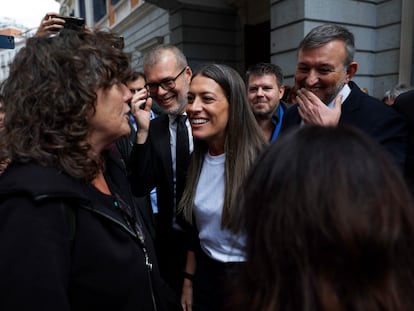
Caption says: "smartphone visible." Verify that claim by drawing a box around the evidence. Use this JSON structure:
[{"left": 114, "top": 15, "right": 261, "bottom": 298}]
[
  {"left": 0, "top": 34, "right": 15, "bottom": 49},
  {"left": 57, "top": 16, "right": 86, "bottom": 31}
]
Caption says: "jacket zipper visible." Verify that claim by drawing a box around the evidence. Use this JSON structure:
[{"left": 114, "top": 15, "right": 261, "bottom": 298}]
[{"left": 69, "top": 203, "right": 158, "bottom": 311}]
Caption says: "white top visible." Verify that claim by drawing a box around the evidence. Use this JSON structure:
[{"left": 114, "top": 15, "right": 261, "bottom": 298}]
[{"left": 193, "top": 152, "right": 246, "bottom": 263}]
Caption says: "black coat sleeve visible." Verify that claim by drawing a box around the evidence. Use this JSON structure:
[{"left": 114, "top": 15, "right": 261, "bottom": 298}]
[
  {"left": 127, "top": 140, "right": 158, "bottom": 197},
  {"left": 0, "top": 196, "right": 71, "bottom": 311}
]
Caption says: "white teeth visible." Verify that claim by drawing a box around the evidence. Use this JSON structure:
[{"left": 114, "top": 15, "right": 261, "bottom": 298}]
[{"left": 191, "top": 119, "right": 208, "bottom": 124}]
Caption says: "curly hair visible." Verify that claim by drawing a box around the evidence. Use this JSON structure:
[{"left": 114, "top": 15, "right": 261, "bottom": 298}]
[{"left": 1, "top": 29, "right": 131, "bottom": 181}]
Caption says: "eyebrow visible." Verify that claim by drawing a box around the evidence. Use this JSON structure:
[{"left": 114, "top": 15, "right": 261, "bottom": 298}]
[
  {"left": 188, "top": 91, "right": 217, "bottom": 97},
  {"left": 297, "top": 61, "right": 334, "bottom": 67}
]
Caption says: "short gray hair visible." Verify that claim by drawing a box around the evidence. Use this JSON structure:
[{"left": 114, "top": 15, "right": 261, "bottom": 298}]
[
  {"left": 143, "top": 44, "right": 187, "bottom": 68},
  {"left": 299, "top": 24, "right": 355, "bottom": 66}
]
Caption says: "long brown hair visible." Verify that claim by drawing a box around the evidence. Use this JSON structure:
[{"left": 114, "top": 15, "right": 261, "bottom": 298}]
[
  {"left": 233, "top": 125, "right": 414, "bottom": 310},
  {"left": 178, "top": 64, "right": 266, "bottom": 231}
]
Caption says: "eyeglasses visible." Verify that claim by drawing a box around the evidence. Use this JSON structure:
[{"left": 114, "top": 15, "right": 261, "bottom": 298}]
[
  {"left": 129, "top": 87, "right": 144, "bottom": 94},
  {"left": 145, "top": 67, "right": 187, "bottom": 95}
]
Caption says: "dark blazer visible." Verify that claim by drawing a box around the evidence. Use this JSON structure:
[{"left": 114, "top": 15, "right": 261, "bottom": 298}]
[
  {"left": 0, "top": 152, "right": 180, "bottom": 311},
  {"left": 128, "top": 114, "right": 189, "bottom": 295},
  {"left": 115, "top": 117, "right": 156, "bottom": 240},
  {"left": 393, "top": 90, "right": 414, "bottom": 191},
  {"left": 129, "top": 114, "right": 176, "bottom": 233},
  {"left": 282, "top": 81, "right": 408, "bottom": 169}
]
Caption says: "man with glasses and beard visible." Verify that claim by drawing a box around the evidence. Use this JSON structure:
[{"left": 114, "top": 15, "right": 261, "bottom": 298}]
[
  {"left": 282, "top": 23, "right": 407, "bottom": 170},
  {"left": 128, "top": 45, "right": 193, "bottom": 299}
]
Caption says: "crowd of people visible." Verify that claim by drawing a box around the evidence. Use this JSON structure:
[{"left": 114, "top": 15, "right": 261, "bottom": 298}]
[{"left": 0, "top": 13, "right": 413, "bottom": 311}]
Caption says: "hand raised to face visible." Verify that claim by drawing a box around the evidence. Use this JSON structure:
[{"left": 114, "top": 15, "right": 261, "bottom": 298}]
[
  {"left": 130, "top": 88, "right": 153, "bottom": 144},
  {"left": 296, "top": 88, "right": 342, "bottom": 127}
]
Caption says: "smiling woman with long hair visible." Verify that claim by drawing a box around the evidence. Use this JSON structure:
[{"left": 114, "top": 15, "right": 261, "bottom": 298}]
[{"left": 178, "top": 64, "right": 266, "bottom": 311}]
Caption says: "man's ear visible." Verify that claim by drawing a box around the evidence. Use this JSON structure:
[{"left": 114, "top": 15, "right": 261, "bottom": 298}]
[
  {"left": 185, "top": 66, "right": 192, "bottom": 83},
  {"left": 345, "top": 62, "right": 358, "bottom": 82},
  {"left": 279, "top": 85, "right": 285, "bottom": 99}
]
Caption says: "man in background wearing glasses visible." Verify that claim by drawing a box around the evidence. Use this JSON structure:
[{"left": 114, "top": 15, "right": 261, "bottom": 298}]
[{"left": 128, "top": 44, "right": 193, "bottom": 299}]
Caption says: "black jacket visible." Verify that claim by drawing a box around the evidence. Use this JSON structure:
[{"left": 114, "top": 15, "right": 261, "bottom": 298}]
[
  {"left": 282, "top": 81, "right": 407, "bottom": 170},
  {"left": 393, "top": 90, "right": 414, "bottom": 192},
  {"left": 129, "top": 114, "right": 181, "bottom": 234},
  {"left": 128, "top": 114, "right": 192, "bottom": 295},
  {"left": 0, "top": 153, "right": 179, "bottom": 311}
]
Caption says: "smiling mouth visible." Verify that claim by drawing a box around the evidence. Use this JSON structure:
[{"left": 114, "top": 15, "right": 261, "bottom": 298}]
[
  {"left": 159, "top": 94, "right": 175, "bottom": 104},
  {"left": 191, "top": 119, "right": 208, "bottom": 124}
]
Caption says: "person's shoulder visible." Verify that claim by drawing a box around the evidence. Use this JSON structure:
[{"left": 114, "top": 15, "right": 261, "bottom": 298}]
[
  {"left": 283, "top": 103, "right": 300, "bottom": 118},
  {"left": 0, "top": 162, "right": 86, "bottom": 202},
  {"left": 150, "top": 113, "right": 169, "bottom": 127},
  {"left": 280, "top": 100, "right": 288, "bottom": 111},
  {"left": 280, "top": 104, "right": 300, "bottom": 131},
  {"left": 147, "top": 113, "right": 169, "bottom": 136},
  {"left": 394, "top": 90, "right": 414, "bottom": 110},
  {"left": 359, "top": 95, "right": 402, "bottom": 120},
  {"left": 348, "top": 82, "right": 394, "bottom": 110},
  {"left": 393, "top": 90, "right": 414, "bottom": 123}
]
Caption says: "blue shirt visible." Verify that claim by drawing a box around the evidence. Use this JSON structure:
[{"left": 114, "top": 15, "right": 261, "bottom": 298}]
[{"left": 270, "top": 102, "right": 285, "bottom": 142}]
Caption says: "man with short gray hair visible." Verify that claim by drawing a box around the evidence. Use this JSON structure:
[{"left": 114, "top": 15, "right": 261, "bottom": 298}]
[
  {"left": 282, "top": 23, "right": 407, "bottom": 170},
  {"left": 128, "top": 44, "right": 193, "bottom": 298}
]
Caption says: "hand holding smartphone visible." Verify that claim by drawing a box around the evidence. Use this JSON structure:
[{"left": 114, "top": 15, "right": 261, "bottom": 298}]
[
  {"left": 57, "top": 16, "right": 86, "bottom": 31},
  {"left": 35, "top": 14, "right": 86, "bottom": 37}
]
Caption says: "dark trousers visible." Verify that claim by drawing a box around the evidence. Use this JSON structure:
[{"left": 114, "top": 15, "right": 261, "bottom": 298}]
[
  {"left": 193, "top": 250, "right": 241, "bottom": 311},
  {"left": 155, "top": 229, "right": 188, "bottom": 297}
]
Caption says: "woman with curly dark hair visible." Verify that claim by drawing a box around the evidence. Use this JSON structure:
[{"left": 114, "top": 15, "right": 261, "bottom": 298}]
[
  {"left": 232, "top": 125, "right": 414, "bottom": 311},
  {"left": 0, "top": 28, "right": 179, "bottom": 311}
]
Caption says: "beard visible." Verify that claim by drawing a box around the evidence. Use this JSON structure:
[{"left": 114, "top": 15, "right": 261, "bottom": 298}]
[
  {"left": 251, "top": 101, "right": 279, "bottom": 120},
  {"left": 253, "top": 108, "right": 275, "bottom": 120},
  {"left": 321, "top": 80, "right": 346, "bottom": 104},
  {"left": 158, "top": 92, "right": 188, "bottom": 116}
]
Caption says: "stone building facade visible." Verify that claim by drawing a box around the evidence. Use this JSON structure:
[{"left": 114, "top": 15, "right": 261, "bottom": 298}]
[{"left": 56, "top": 0, "right": 414, "bottom": 99}]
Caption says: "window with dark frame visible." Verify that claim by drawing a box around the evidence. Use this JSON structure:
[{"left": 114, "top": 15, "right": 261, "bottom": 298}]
[{"left": 93, "top": 0, "right": 107, "bottom": 23}]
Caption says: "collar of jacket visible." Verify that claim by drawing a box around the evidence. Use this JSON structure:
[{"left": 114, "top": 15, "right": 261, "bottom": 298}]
[{"left": 0, "top": 155, "right": 138, "bottom": 239}]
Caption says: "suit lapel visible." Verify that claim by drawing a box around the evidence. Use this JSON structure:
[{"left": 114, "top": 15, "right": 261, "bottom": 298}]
[{"left": 152, "top": 115, "right": 174, "bottom": 191}]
